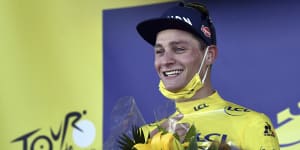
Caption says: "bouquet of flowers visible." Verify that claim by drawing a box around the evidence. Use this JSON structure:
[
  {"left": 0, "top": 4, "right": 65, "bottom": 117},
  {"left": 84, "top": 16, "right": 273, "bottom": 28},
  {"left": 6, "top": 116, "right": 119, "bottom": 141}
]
[
  {"left": 105, "top": 96, "right": 236, "bottom": 150},
  {"left": 118, "top": 124, "right": 234, "bottom": 150},
  {"left": 118, "top": 125, "right": 198, "bottom": 150}
]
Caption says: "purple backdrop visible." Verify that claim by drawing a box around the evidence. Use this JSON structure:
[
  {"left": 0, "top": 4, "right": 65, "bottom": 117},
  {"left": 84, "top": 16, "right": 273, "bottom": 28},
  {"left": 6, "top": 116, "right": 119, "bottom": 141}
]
[{"left": 103, "top": 1, "right": 300, "bottom": 148}]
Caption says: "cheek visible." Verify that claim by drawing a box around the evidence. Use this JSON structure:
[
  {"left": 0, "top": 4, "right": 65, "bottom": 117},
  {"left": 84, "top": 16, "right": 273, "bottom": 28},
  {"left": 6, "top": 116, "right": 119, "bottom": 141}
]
[
  {"left": 154, "top": 60, "right": 160, "bottom": 72},
  {"left": 185, "top": 56, "right": 201, "bottom": 72},
  {"left": 193, "top": 58, "right": 201, "bottom": 68}
]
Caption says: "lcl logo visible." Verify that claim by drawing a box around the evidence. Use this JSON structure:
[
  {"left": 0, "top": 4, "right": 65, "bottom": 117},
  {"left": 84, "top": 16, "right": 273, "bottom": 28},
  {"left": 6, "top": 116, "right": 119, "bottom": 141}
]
[{"left": 224, "top": 106, "right": 251, "bottom": 116}]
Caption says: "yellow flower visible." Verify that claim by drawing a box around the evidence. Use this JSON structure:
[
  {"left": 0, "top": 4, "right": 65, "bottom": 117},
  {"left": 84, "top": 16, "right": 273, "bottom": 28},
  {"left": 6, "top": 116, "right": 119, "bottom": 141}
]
[
  {"left": 133, "top": 131, "right": 184, "bottom": 150},
  {"left": 119, "top": 125, "right": 198, "bottom": 150},
  {"left": 133, "top": 143, "right": 152, "bottom": 149}
]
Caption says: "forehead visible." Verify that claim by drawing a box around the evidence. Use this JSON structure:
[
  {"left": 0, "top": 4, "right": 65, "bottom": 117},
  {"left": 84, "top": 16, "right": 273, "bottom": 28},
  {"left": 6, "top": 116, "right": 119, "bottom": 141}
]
[{"left": 155, "top": 29, "right": 199, "bottom": 46}]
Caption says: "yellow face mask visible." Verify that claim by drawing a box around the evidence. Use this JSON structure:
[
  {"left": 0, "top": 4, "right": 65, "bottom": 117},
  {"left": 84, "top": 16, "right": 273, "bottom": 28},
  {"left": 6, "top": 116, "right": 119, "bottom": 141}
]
[{"left": 158, "top": 46, "right": 209, "bottom": 101}]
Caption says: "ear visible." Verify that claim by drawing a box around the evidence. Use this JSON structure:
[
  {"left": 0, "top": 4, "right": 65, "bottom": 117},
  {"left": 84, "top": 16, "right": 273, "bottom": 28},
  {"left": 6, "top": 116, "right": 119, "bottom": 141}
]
[{"left": 206, "top": 45, "right": 218, "bottom": 65}]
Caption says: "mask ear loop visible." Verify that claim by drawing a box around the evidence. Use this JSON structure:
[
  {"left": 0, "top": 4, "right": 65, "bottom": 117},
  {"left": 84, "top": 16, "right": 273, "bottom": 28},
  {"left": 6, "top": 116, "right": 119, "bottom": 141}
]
[{"left": 198, "top": 46, "right": 210, "bottom": 83}]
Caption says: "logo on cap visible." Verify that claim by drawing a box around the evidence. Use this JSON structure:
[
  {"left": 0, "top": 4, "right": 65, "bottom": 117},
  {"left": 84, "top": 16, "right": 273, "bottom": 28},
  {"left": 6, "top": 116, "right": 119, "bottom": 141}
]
[
  {"left": 167, "top": 15, "right": 193, "bottom": 26},
  {"left": 201, "top": 25, "right": 211, "bottom": 38}
]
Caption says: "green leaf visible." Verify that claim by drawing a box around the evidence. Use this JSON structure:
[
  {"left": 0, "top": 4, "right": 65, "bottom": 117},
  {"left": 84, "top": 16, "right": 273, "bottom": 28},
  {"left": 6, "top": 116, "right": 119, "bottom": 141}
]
[
  {"left": 132, "top": 125, "right": 146, "bottom": 144},
  {"left": 184, "top": 124, "right": 196, "bottom": 142},
  {"left": 207, "top": 141, "right": 220, "bottom": 150},
  {"left": 186, "top": 136, "right": 198, "bottom": 150},
  {"left": 118, "top": 133, "right": 135, "bottom": 150},
  {"left": 118, "top": 125, "right": 148, "bottom": 150},
  {"left": 173, "top": 132, "right": 181, "bottom": 141}
]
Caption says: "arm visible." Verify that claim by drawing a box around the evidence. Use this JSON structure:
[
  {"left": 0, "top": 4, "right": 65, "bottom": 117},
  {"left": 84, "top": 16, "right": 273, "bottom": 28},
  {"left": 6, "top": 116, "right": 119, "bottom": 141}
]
[{"left": 243, "top": 113, "right": 280, "bottom": 150}]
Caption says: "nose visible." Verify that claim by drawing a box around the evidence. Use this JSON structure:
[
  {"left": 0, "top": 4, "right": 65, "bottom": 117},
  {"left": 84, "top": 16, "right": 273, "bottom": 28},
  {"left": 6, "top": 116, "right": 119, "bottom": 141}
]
[{"left": 160, "top": 51, "right": 175, "bottom": 66}]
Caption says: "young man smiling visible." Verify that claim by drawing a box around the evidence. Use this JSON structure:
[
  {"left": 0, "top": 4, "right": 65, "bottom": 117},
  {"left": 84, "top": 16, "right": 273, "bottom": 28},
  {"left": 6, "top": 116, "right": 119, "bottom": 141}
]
[
  {"left": 154, "top": 29, "right": 215, "bottom": 102},
  {"left": 134, "top": 2, "right": 280, "bottom": 149}
]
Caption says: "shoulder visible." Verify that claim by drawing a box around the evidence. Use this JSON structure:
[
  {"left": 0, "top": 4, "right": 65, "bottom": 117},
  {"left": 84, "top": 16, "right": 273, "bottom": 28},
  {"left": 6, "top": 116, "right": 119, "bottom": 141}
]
[
  {"left": 222, "top": 100, "right": 280, "bottom": 149},
  {"left": 222, "top": 99, "right": 266, "bottom": 119},
  {"left": 221, "top": 99, "right": 274, "bottom": 127},
  {"left": 212, "top": 92, "right": 265, "bottom": 118},
  {"left": 224, "top": 100, "right": 260, "bottom": 116},
  {"left": 221, "top": 98, "right": 275, "bottom": 133}
]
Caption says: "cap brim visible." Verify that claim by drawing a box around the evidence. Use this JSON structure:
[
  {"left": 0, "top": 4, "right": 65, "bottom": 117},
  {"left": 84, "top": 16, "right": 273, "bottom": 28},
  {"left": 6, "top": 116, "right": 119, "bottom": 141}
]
[{"left": 136, "top": 18, "right": 199, "bottom": 46}]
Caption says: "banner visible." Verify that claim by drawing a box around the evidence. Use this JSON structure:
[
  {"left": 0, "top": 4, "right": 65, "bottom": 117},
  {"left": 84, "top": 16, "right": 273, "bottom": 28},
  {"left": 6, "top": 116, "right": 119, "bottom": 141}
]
[
  {"left": 0, "top": 0, "right": 103, "bottom": 149},
  {"left": 103, "top": 1, "right": 300, "bottom": 150}
]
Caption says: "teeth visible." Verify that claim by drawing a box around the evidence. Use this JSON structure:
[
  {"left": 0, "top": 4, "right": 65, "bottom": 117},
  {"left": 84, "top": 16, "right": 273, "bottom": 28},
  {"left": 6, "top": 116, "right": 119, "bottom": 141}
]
[{"left": 163, "top": 69, "right": 183, "bottom": 77}]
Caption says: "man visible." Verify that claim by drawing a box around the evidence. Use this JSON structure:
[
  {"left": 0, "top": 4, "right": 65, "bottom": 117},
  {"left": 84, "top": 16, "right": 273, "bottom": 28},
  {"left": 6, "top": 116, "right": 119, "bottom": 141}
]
[{"left": 123, "top": 2, "right": 280, "bottom": 149}]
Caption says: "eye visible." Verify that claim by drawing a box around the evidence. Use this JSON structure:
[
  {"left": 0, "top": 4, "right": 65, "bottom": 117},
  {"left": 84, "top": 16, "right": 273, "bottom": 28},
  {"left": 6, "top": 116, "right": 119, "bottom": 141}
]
[
  {"left": 174, "top": 47, "right": 186, "bottom": 53},
  {"left": 155, "top": 49, "right": 164, "bottom": 55}
]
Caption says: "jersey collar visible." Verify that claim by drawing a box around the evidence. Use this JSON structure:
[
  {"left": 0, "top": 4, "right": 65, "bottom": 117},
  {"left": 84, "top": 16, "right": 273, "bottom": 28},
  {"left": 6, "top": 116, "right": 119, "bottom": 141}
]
[{"left": 175, "top": 91, "right": 225, "bottom": 114}]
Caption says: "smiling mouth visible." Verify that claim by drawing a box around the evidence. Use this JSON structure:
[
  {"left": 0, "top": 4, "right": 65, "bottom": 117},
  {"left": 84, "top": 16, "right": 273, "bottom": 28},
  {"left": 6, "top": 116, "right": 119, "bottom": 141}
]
[{"left": 163, "top": 69, "right": 183, "bottom": 77}]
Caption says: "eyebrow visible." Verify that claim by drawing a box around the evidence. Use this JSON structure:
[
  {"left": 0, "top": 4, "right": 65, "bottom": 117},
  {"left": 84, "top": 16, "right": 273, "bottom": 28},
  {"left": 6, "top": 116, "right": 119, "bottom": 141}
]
[
  {"left": 154, "top": 44, "right": 163, "bottom": 49},
  {"left": 154, "top": 40, "right": 189, "bottom": 48},
  {"left": 169, "top": 40, "right": 189, "bottom": 46}
]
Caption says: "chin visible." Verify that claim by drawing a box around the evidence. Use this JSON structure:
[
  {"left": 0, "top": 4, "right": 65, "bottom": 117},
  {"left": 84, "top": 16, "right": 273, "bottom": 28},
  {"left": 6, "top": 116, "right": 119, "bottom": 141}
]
[
  {"left": 162, "top": 79, "right": 185, "bottom": 92},
  {"left": 165, "top": 85, "right": 182, "bottom": 93}
]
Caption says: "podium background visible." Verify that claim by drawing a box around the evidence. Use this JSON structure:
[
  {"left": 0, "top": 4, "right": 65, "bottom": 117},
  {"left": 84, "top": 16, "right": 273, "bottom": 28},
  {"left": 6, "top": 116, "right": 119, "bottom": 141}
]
[
  {"left": 104, "top": 1, "right": 300, "bottom": 150},
  {"left": 1, "top": 0, "right": 299, "bottom": 149}
]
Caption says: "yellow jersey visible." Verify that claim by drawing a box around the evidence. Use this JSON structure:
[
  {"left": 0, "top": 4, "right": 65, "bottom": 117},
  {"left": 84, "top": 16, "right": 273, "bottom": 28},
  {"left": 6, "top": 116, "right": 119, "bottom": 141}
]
[{"left": 141, "top": 92, "right": 280, "bottom": 150}]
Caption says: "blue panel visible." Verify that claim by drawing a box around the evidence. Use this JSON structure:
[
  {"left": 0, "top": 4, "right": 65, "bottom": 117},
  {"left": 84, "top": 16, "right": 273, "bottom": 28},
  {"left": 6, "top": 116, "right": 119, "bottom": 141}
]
[{"left": 103, "top": 1, "right": 300, "bottom": 146}]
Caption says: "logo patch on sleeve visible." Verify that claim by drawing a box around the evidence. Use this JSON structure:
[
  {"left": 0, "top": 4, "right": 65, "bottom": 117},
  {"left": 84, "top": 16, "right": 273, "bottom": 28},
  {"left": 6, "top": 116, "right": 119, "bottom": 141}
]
[{"left": 264, "top": 122, "right": 276, "bottom": 137}]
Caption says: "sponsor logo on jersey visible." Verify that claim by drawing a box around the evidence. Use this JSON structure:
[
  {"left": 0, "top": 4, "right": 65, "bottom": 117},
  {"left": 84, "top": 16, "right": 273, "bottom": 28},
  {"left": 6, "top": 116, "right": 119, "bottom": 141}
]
[
  {"left": 196, "top": 132, "right": 228, "bottom": 143},
  {"left": 264, "top": 122, "right": 275, "bottom": 137},
  {"left": 224, "top": 106, "right": 251, "bottom": 116},
  {"left": 193, "top": 103, "right": 209, "bottom": 111}
]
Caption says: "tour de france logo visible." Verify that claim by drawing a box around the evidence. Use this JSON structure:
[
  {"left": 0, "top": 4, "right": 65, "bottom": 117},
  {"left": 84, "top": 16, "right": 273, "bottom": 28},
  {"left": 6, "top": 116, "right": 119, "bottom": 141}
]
[
  {"left": 11, "top": 110, "right": 97, "bottom": 150},
  {"left": 276, "top": 101, "right": 300, "bottom": 149}
]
